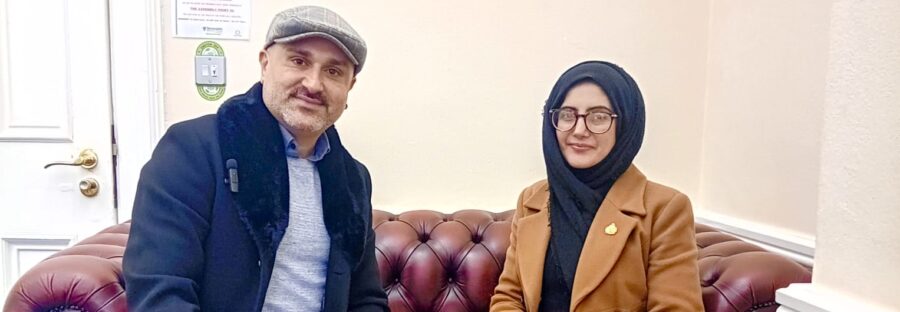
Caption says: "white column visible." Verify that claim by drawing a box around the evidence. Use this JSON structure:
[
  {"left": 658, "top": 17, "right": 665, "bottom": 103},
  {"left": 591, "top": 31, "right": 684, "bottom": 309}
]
[{"left": 777, "top": 1, "right": 900, "bottom": 311}]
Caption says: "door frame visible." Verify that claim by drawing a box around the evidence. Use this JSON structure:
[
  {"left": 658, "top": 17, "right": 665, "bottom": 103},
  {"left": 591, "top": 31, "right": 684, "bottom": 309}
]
[{"left": 108, "top": 0, "right": 166, "bottom": 221}]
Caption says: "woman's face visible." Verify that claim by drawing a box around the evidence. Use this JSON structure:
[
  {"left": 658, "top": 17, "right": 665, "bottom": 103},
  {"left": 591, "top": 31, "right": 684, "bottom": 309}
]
[{"left": 556, "top": 82, "right": 617, "bottom": 169}]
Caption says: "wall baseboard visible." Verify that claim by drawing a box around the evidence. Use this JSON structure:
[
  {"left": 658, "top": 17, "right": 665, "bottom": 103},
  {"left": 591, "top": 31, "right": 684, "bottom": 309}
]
[
  {"left": 694, "top": 210, "right": 815, "bottom": 267},
  {"left": 777, "top": 283, "right": 896, "bottom": 311}
]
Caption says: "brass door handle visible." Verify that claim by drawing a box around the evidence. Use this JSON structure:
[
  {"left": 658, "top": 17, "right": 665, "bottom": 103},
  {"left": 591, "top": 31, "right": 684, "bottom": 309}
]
[
  {"left": 44, "top": 149, "right": 98, "bottom": 169},
  {"left": 78, "top": 178, "right": 100, "bottom": 197}
]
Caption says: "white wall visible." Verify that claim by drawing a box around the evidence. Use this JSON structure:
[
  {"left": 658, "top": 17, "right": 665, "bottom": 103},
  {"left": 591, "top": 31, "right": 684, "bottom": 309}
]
[
  {"left": 697, "top": 0, "right": 832, "bottom": 239},
  {"left": 777, "top": 2, "right": 900, "bottom": 310},
  {"left": 812, "top": 0, "right": 900, "bottom": 307},
  {"left": 161, "top": 0, "right": 710, "bottom": 213}
]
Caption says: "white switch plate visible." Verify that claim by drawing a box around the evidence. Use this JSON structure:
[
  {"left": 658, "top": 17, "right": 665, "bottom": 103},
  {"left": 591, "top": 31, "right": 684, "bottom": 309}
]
[{"left": 195, "top": 55, "right": 226, "bottom": 85}]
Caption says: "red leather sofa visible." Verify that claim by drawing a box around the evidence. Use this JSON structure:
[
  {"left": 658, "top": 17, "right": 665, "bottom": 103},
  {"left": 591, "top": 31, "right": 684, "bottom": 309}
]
[{"left": 4, "top": 210, "right": 811, "bottom": 312}]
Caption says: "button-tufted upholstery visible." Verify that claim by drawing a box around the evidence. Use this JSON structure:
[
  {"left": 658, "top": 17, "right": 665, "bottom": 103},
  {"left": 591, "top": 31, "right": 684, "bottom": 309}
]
[
  {"left": 5, "top": 210, "right": 811, "bottom": 312},
  {"left": 694, "top": 224, "right": 811, "bottom": 311},
  {"left": 3, "top": 222, "right": 130, "bottom": 312},
  {"left": 373, "top": 210, "right": 515, "bottom": 312}
]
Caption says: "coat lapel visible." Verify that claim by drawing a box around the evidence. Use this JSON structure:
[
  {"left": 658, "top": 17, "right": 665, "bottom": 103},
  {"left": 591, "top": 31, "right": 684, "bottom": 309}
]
[
  {"left": 517, "top": 184, "right": 551, "bottom": 312},
  {"left": 216, "top": 83, "right": 289, "bottom": 259},
  {"left": 568, "top": 204, "right": 637, "bottom": 309},
  {"left": 570, "top": 165, "right": 647, "bottom": 310}
]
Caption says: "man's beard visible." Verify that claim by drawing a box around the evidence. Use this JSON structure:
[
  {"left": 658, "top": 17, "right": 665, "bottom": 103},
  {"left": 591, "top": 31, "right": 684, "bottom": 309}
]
[
  {"left": 279, "top": 105, "right": 329, "bottom": 133},
  {"left": 264, "top": 84, "right": 331, "bottom": 133}
]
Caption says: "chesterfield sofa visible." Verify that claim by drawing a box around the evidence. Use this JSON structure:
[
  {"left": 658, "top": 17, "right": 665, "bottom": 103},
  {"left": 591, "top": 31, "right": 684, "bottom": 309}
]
[{"left": 4, "top": 210, "right": 811, "bottom": 312}]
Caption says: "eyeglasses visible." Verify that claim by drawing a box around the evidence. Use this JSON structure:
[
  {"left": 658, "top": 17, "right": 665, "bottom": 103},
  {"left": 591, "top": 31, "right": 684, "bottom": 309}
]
[{"left": 548, "top": 107, "right": 618, "bottom": 134}]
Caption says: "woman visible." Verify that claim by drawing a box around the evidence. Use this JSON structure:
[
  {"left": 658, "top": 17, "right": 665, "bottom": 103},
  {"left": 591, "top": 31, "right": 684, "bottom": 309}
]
[{"left": 491, "top": 61, "right": 703, "bottom": 311}]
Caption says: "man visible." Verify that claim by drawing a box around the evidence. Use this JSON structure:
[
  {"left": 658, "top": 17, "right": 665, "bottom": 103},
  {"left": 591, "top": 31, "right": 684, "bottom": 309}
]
[{"left": 123, "top": 6, "right": 388, "bottom": 311}]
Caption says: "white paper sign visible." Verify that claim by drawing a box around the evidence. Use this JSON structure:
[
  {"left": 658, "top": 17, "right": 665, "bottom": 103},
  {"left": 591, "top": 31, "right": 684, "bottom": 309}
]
[{"left": 173, "top": 0, "right": 250, "bottom": 40}]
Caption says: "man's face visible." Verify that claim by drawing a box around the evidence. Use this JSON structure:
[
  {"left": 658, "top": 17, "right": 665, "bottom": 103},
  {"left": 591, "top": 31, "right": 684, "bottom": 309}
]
[{"left": 259, "top": 37, "right": 356, "bottom": 137}]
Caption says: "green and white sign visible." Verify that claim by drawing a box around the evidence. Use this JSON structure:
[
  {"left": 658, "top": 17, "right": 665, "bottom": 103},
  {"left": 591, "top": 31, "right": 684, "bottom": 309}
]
[{"left": 196, "top": 41, "right": 225, "bottom": 101}]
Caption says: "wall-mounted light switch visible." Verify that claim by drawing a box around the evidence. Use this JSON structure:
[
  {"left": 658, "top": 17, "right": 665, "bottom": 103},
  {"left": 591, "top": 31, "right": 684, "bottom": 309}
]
[{"left": 195, "top": 55, "right": 226, "bottom": 85}]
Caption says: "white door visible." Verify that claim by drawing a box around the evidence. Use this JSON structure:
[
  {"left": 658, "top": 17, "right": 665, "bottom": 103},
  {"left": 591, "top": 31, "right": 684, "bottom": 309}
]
[{"left": 0, "top": 0, "right": 116, "bottom": 302}]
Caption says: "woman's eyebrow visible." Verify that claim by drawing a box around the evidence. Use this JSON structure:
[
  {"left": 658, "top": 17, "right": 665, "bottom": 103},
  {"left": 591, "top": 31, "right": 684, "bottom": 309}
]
[
  {"left": 587, "top": 106, "right": 614, "bottom": 112},
  {"left": 558, "top": 105, "right": 613, "bottom": 113}
]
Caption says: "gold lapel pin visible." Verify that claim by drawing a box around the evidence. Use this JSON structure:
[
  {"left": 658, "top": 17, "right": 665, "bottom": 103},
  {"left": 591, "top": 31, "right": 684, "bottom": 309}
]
[{"left": 604, "top": 223, "right": 618, "bottom": 235}]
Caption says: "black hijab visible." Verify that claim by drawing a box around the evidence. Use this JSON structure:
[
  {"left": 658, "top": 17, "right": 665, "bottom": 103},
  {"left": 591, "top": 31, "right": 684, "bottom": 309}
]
[{"left": 541, "top": 61, "right": 646, "bottom": 305}]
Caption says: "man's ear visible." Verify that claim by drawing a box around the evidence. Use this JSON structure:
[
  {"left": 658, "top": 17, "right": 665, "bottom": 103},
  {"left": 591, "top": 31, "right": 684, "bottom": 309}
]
[
  {"left": 349, "top": 76, "right": 357, "bottom": 91},
  {"left": 258, "top": 49, "right": 269, "bottom": 82}
]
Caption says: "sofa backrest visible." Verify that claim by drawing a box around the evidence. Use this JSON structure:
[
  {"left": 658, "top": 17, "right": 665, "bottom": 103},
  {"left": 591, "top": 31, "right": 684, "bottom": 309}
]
[
  {"left": 372, "top": 210, "right": 812, "bottom": 312},
  {"left": 4, "top": 210, "right": 812, "bottom": 312},
  {"left": 373, "top": 210, "right": 514, "bottom": 312}
]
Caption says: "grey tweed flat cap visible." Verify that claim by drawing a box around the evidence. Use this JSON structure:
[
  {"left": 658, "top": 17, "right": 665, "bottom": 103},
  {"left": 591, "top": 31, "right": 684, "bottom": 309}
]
[{"left": 264, "top": 6, "right": 367, "bottom": 74}]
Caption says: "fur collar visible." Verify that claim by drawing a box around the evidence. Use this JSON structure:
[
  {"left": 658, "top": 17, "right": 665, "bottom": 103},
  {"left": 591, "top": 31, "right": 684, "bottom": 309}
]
[{"left": 217, "top": 83, "right": 289, "bottom": 262}]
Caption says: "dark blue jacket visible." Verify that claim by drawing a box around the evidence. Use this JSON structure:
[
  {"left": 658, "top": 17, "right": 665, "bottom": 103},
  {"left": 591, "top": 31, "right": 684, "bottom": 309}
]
[{"left": 123, "top": 83, "right": 388, "bottom": 311}]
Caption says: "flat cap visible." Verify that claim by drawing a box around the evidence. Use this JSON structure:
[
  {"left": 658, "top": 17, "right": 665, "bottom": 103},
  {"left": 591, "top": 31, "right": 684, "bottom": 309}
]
[{"left": 264, "top": 6, "right": 367, "bottom": 74}]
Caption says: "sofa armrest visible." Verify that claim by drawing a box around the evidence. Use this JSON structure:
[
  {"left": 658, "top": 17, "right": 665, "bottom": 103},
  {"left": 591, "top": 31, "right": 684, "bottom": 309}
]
[
  {"left": 695, "top": 224, "right": 812, "bottom": 311},
  {"left": 4, "top": 256, "right": 126, "bottom": 312},
  {"left": 3, "top": 223, "right": 130, "bottom": 312}
]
